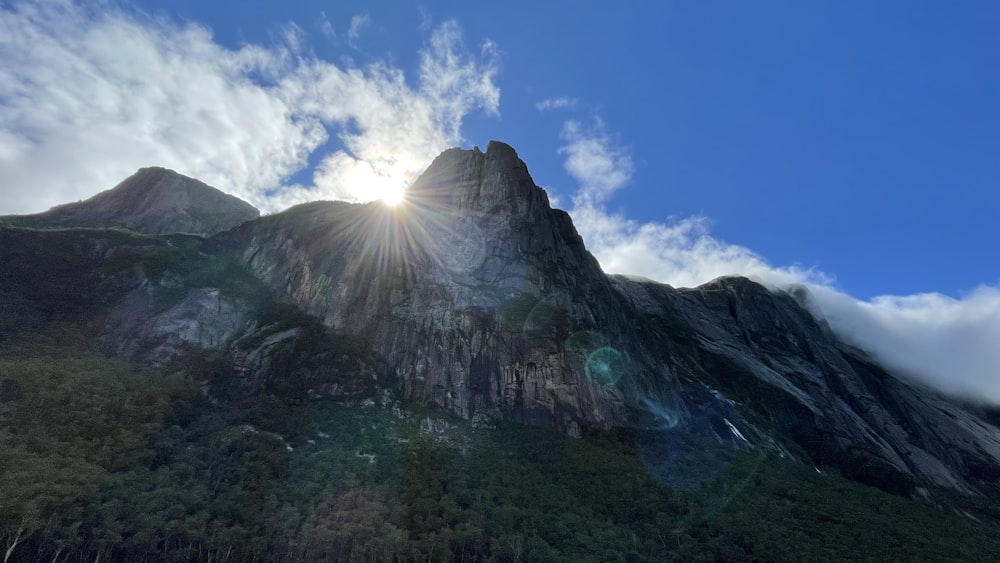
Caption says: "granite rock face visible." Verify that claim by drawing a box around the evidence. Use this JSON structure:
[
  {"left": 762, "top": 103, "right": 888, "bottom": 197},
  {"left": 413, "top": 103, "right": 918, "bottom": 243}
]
[
  {"left": 90, "top": 261, "right": 371, "bottom": 400},
  {"left": 217, "top": 141, "right": 1000, "bottom": 494},
  {"left": 224, "top": 142, "right": 635, "bottom": 433},
  {"left": 610, "top": 275, "right": 1000, "bottom": 493},
  {"left": 4, "top": 167, "right": 259, "bottom": 235},
  {"left": 98, "top": 282, "right": 256, "bottom": 367}
]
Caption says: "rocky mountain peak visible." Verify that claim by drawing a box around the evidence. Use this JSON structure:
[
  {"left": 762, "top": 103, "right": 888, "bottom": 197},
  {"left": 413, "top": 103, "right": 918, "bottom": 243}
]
[
  {"left": 399, "top": 139, "right": 600, "bottom": 294},
  {"left": 4, "top": 166, "right": 259, "bottom": 235},
  {"left": 407, "top": 140, "right": 551, "bottom": 217}
]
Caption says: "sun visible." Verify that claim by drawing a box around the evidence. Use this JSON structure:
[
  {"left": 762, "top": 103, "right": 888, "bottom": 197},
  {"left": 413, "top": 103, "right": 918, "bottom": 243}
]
[
  {"left": 353, "top": 157, "right": 415, "bottom": 207},
  {"left": 381, "top": 185, "right": 406, "bottom": 206}
]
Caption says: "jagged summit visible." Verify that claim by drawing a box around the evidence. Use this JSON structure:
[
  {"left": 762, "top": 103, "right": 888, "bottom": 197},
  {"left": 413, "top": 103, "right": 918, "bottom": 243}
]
[
  {"left": 4, "top": 166, "right": 259, "bottom": 235},
  {"left": 407, "top": 140, "right": 553, "bottom": 214}
]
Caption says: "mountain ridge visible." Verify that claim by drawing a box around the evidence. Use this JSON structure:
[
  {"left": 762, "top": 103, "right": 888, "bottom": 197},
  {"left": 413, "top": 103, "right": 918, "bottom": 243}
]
[
  {"left": 2, "top": 166, "right": 260, "bottom": 235},
  {"left": 3, "top": 141, "right": 1000, "bottom": 499}
]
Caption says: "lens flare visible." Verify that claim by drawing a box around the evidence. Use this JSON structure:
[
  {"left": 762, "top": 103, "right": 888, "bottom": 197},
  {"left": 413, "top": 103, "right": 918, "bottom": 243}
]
[
  {"left": 565, "top": 330, "right": 606, "bottom": 356},
  {"left": 633, "top": 387, "right": 753, "bottom": 490},
  {"left": 585, "top": 347, "right": 623, "bottom": 386}
]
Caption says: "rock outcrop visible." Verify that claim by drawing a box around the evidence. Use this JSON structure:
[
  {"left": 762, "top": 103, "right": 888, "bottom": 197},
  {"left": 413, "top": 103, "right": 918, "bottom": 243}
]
[{"left": 98, "top": 283, "right": 256, "bottom": 367}]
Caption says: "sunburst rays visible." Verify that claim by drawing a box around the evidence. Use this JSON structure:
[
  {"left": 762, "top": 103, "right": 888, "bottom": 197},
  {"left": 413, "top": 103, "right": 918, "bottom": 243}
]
[{"left": 309, "top": 178, "right": 486, "bottom": 297}]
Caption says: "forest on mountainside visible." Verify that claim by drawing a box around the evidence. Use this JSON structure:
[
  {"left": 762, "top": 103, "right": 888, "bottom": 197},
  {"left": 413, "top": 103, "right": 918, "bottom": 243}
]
[{"left": 4, "top": 344, "right": 1000, "bottom": 562}]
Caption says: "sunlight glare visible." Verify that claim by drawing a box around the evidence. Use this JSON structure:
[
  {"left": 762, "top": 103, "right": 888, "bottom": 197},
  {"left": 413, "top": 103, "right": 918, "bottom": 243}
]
[
  {"left": 381, "top": 184, "right": 405, "bottom": 206},
  {"left": 350, "top": 156, "right": 417, "bottom": 207}
]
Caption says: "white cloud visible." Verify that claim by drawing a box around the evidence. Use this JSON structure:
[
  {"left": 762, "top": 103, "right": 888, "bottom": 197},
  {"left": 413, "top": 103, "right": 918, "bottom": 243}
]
[
  {"left": 0, "top": 0, "right": 499, "bottom": 214},
  {"left": 560, "top": 120, "right": 1000, "bottom": 405},
  {"left": 803, "top": 285, "right": 1000, "bottom": 403},
  {"left": 319, "top": 11, "right": 335, "bottom": 38},
  {"left": 347, "top": 13, "right": 370, "bottom": 47},
  {"left": 536, "top": 96, "right": 578, "bottom": 112},
  {"left": 569, "top": 206, "right": 828, "bottom": 289},
  {"left": 559, "top": 119, "right": 633, "bottom": 206}
]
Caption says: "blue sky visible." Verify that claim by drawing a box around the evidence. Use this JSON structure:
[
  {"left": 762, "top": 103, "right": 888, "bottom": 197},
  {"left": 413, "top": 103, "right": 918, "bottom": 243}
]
[
  {"left": 132, "top": 0, "right": 1000, "bottom": 301},
  {"left": 1, "top": 1, "right": 998, "bottom": 401}
]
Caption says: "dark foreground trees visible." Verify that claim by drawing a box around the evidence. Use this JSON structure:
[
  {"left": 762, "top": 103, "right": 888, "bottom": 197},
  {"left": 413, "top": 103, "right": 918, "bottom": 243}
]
[{"left": 3, "top": 358, "right": 1000, "bottom": 562}]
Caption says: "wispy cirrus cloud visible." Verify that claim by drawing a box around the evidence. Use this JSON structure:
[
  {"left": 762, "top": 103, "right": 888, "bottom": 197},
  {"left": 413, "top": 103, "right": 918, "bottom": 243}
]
[
  {"left": 536, "top": 96, "right": 578, "bottom": 112},
  {"left": 319, "top": 11, "right": 335, "bottom": 38},
  {"left": 0, "top": 0, "right": 499, "bottom": 214},
  {"left": 559, "top": 118, "right": 1000, "bottom": 404},
  {"left": 347, "top": 13, "right": 370, "bottom": 47}
]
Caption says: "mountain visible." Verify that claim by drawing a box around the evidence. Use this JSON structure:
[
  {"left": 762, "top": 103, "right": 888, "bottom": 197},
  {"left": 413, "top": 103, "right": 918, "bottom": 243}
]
[
  {"left": 212, "top": 141, "right": 999, "bottom": 494},
  {"left": 2, "top": 142, "right": 1000, "bottom": 561},
  {"left": 2, "top": 166, "right": 259, "bottom": 235}
]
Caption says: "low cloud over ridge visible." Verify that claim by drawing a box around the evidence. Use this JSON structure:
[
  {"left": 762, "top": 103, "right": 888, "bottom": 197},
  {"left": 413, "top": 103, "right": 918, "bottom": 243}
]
[
  {"left": 559, "top": 119, "right": 1000, "bottom": 405},
  {"left": 0, "top": 0, "right": 498, "bottom": 214}
]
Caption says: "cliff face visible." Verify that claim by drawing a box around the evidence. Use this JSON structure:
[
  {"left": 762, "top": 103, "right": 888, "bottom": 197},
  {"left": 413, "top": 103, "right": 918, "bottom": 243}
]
[
  {"left": 215, "top": 141, "right": 1000, "bottom": 494},
  {"left": 223, "top": 143, "right": 634, "bottom": 435},
  {"left": 3, "top": 167, "right": 259, "bottom": 235},
  {"left": 611, "top": 275, "right": 1000, "bottom": 493},
  {"left": 3, "top": 141, "right": 1000, "bottom": 496}
]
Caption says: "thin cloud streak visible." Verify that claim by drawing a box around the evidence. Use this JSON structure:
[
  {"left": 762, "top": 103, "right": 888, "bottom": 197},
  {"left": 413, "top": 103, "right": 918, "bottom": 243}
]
[
  {"left": 536, "top": 96, "right": 578, "bottom": 112},
  {"left": 0, "top": 0, "right": 499, "bottom": 214},
  {"left": 559, "top": 119, "right": 1000, "bottom": 405},
  {"left": 319, "top": 11, "right": 335, "bottom": 38},
  {"left": 347, "top": 13, "right": 370, "bottom": 47}
]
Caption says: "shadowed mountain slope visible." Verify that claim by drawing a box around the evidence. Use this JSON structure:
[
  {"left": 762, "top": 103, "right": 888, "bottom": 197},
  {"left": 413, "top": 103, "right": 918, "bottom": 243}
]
[
  {"left": 211, "top": 141, "right": 1000, "bottom": 495},
  {"left": 3, "top": 141, "right": 999, "bottom": 499},
  {"left": 3, "top": 167, "right": 259, "bottom": 235}
]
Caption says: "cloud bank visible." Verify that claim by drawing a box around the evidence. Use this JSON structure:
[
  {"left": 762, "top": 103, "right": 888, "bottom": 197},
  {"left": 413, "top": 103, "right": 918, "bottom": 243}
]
[
  {"left": 560, "top": 119, "right": 1000, "bottom": 404},
  {"left": 0, "top": 0, "right": 498, "bottom": 214}
]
